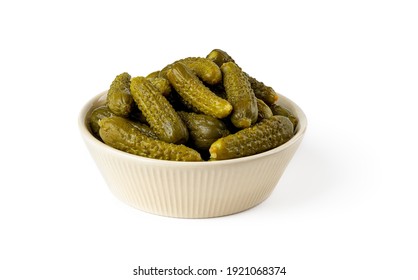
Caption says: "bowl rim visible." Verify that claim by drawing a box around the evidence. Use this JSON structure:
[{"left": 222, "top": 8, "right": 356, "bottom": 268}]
[{"left": 78, "top": 91, "right": 307, "bottom": 167}]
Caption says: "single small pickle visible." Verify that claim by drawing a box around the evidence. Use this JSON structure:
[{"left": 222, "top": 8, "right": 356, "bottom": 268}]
[
  {"left": 247, "top": 75, "right": 278, "bottom": 105},
  {"left": 270, "top": 103, "right": 299, "bottom": 129},
  {"left": 99, "top": 116, "right": 202, "bottom": 161},
  {"left": 209, "top": 115, "right": 294, "bottom": 160},
  {"left": 256, "top": 98, "right": 273, "bottom": 121},
  {"left": 89, "top": 105, "right": 113, "bottom": 137},
  {"left": 130, "top": 76, "right": 189, "bottom": 144},
  {"left": 206, "top": 49, "right": 279, "bottom": 105},
  {"left": 221, "top": 62, "right": 258, "bottom": 128},
  {"left": 167, "top": 62, "right": 233, "bottom": 119},
  {"left": 107, "top": 72, "right": 134, "bottom": 117},
  {"left": 161, "top": 57, "right": 222, "bottom": 85},
  {"left": 206, "top": 49, "right": 235, "bottom": 67},
  {"left": 178, "top": 111, "right": 230, "bottom": 150}
]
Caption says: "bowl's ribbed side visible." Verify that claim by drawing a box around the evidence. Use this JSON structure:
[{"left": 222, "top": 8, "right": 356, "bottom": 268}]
[{"left": 82, "top": 134, "right": 303, "bottom": 218}]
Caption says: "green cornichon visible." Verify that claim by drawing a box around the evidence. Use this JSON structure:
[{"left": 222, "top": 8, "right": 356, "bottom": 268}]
[
  {"left": 206, "top": 49, "right": 235, "bottom": 67},
  {"left": 99, "top": 116, "right": 202, "bottom": 161},
  {"left": 206, "top": 49, "right": 279, "bottom": 105},
  {"left": 89, "top": 105, "right": 113, "bottom": 137},
  {"left": 221, "top": 61, "right": 258, "bottom": 128},
  {"left": 130, "top": 76, "right": 189, "bottom": 144},
  {"left": 161, "top": 57, "right": 222, "bottom": 85},
  {"left": 167, "top": 62, "right": 233, "bottom": 119},
  {"left": 256, "top": 98, "right": 273, "bottom": 121},
  {"left": 247, "top": 75, "right": 278, "bottom": 105},
  {"left": 209, "top": 115, "right": 294, "bottom": 160},
  {"left": 178, "top": 111, "right": 230, "bottom": 150},
  {"left": 107, "top": 72, "right": 134, "bottom": 117},
  {"left": 270, "top": 103, "right": 298, "bottom": 129}
]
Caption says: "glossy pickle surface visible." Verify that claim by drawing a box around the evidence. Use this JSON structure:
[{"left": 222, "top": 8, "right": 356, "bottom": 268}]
[
  {"left": 99, "top": 116, "right": 202, "bottom": 161},
  {"left": 130, "top": 76, "right": 189, "bottom": 144}
]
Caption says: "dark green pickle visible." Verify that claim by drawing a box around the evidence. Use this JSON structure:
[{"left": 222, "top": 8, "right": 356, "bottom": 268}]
[
  {"left": 107, "top": 72, "right": 134, "bottom": 117},
  {"left": 99, "top": 116, "right": 202, "bottom": 161},
  {"left": 178, "top": 111, "right": 230, "bottom": 150},
  {"left": 130, "top": 76, "right": 189, "bottom": 144},
  {"left": 256, "top": 98, "right": 273, "bottom": 121},
  {"left": 89, "top": 105, "right": 113, "bottom": 137},
  {"left": 209, "top": 115, "right": 294, "bottom": 160},
  {"left": 247, "top": 76, "right": 278, "bottom": 105},
  {"left": 270, "top": 103, "right": 298, "bottom": 129}
]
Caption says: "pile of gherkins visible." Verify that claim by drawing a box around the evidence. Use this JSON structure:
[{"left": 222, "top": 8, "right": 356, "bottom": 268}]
[{"left": 89, "top": 49, "right": 298, "bottom": 161}]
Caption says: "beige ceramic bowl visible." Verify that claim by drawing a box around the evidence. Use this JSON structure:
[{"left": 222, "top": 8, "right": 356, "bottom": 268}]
[{"left": 79, "top": 91, "right": 307, "bottom": 218}]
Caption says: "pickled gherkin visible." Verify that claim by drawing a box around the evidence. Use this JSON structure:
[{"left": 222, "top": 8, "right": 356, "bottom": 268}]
[
  {"left": 107, "top": 72, "right": 134, "bottom": 117},
  {"left": 209, "top": 115, "right": 294, "bottom": 160},
  {"left": 161, "top": 57, "right": 222, "bottom": 85},
  {"left": 247, "top": 76, "right": 278, "bottom": 105},
  {"left": 221, "top": 62, "right": 258, "bottom": 128},
  {"left": 179, "top": 57, "right": 222, "bottom": 85},
  {"left": 130, "top": 76, "right": 189, "bottom": 144},
  {"left": 178, "top": 111, "right": 230, "bottom": 150},
  {"left": 256, "top": 98, "right": 273, "bottom": 121},
  {"left": 206, "top": 49, "right": 235, "bottom": 67},
  {"left": 270, "top": 103, "right": 298, "bottom": 129},
  {"left": 99, "top": 116, "right": 202, "bottom": 161},
  {"left": 89, "top": 105, "right": 113, "bottom": 137},
  {"left": 167, "top": 62, "right": 233, "bottom": 119},
  {"left": 206, "top": 49, "right": 279, "bottom": 105}
]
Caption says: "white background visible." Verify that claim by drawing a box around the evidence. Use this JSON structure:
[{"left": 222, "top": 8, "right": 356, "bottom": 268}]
[{"left": 1, "top": 0, "right": 417, "bottom": 279}]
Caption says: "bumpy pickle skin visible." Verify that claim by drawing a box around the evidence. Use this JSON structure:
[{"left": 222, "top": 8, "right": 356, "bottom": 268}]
[
  {"left": 209, "top": 115, "right": 294, "bottom": 160},
  {"left": 107, "top": 72, "right": 134, "bottom": 117},
  {"left": 160, "top": 57, "right": 222, "bottom": 85},
  {"left": 270, "top": 103, "right": 299, "bottom": 129},
  {"left": 221, "top": 62, "right": 258, "bottom": 128},
  {"left": 130, "top": 76, "right": 189, "bottom": 144},
  {"left": 129, "top": 121, "right": 158, "bottom": 140},
  {"left": 178, "top": 111, "right": 230, "bottom": 150},
  {"left": 145, "top": 70, "right": 160, "bottom": 80},
  {"left": 247, "top": 75, "right": 278, "bottom": 105},
  {"left": 256, "top": 98, "right": 273, "bottom": 121},
  {"left": 89, "top": 105, "right": 113, "bottom": 137},
  {"left": 206, "top": 49, "right": 279, "bottom": 105},
  {"left": 206, "top": 49, "right": 235, "bottom": 67},
  {"left": 166, "top": 62, "right": 233, "bottom": 119},
  {"left": 150, "top": 77, "right": 171, "bottom": 96},
  {"left": 99, "top": 116, "right": 202, "bottom": 161}
]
